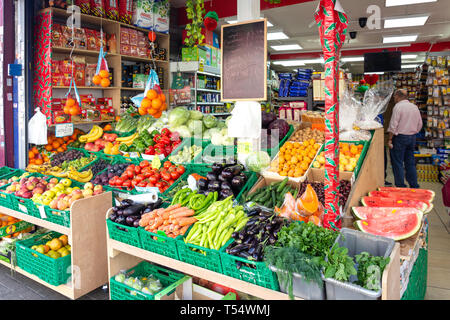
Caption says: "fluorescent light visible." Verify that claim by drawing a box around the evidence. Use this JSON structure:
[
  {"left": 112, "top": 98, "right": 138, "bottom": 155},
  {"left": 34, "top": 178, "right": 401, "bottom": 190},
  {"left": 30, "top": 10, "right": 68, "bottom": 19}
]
[
  {"left": 384, "top": 15, "right": 429, "bottom": 28},
  {"left": 365, "top": 72, "right": 385, "bottom": 75},
  {"left": 402, "top": 54, "right": 418, "bottom": 59},
  {"left": 386, "top": 0, "right": 437, "bottom": 7},
  {"left": 341, "top": 56, "right": 364, "bottom": 62},
  {"left": 267, "top": 32, "right": 289, "bottom": 41},
  {"left": 271, "top": 44, "right": 303, "bottom": 51},
  {"left": 279, "top": 60, "right": 306, "bottom": 66},
  {"left": 302, "top": 58, "right": 324, "bottom": 64},
  {"left": 402, "top": 64, "right": 419, "bottom": 69},
  {"left": 272, "top": 58, "right": 323, "bottom": 66},
  {"left": 226, "top": 18, "right": 273, "bottom": 27},
  {"left": 383, "top": 35, "right": 418, "bottom": 43}
]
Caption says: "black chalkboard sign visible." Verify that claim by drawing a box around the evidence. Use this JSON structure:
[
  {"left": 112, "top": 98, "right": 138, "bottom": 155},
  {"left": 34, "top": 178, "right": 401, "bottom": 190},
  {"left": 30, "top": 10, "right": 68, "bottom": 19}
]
[{"left": 221, "top": 19, "right": 267, "bottom": 101}]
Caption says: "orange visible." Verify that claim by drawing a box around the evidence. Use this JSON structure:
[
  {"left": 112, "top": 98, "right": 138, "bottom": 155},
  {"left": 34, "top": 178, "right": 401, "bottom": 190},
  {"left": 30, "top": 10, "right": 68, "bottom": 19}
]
[
  {"left": 92, "top": 75, "right": 102, "bottom": 85},
  {"left": 151, "top": 98, "right": 163, "bottom": 110},
  {"left": 28, "top": 151, "right": 35, "bottom": 159},
  {"left": 35, "top": 158, "right": 43, "bottom": 165},
  {"left": 57, "top": 147, "right": 64, "bottom": 153},
  {"left": 100, "top": 77, "right": 111, "bottom": 87},
  {"left": 69, "top": 106, "right": 80, "bottom": 116},
  {"left": 161, "top": 103, "right": 167, "bottom": 111},
  {"left": 153, "top": 110, "right": 162, "bottom": 118},
  {"left": 52, "top": 141, "right": 61, "bottom": 149},
  {"left": 45, "top": 144, "right": 53, "bottom": 151},
  {"left": 138, "top": 106, "right": 147, "bottom": 116},
  {"left": 160, "top": 93, "right": 166, "bottom": 102},
  {"left": 32, "top": 147, "right": 39, "bottom": 154},
  {"left": 99, "top": 70, "right": 110, "bottom": 78},
  {"left": 141, "top": 98, "right": 152, "bottom": 109},
  {"left": 29, "top": 159, "right": 35, "bottom": 165},
  {"left": 66, "top": 98, "right": 76, "bottom": 108},
  {"left": 63, "top": 105, "right": 71, "bottom": 115},
  {"left": 148, "top": 108, "right": 158, "bottom": 116},
  {"left": 62, "top": 145, "right": 67, "bottom": 151},
  {"left": 146, "top": 89, "right": 158, "bottom": 100}
]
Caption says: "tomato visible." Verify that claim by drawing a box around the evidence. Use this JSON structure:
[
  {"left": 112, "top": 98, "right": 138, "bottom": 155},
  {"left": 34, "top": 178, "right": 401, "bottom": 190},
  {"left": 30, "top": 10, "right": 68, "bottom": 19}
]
[
  {"left": 135, "top": 175, "right": 144, "bottom": 183},
  {"left": 134, "top": 166, "right": 142, "bottom": 174},
  {"left": 170, "top": 171, "right": 179, "bottom": 180},
  {"left": 140, "top": 160, "right": 150, "bottom": 168},
  {"left": 131, "top": 179, "right": 138, "bottom": 188},
  {"left": 137, "top": 181, "right": 147, "bottom": 188},
  {"left": 126, "top": 170, "right": 134, "bottom": 179},
  {"left": 115, "top": 178, "right": 124, "bottom": 186},
  {"left": 146, "top": 182, "right": 155, "bottom": 188},
  {"left": 155, "top": 182, "right": 163, "bottom": 188},
  {"left": 123, "top": 180, "right": 131, "bottom": 188},
  {"left": 127, "top": 164, "right": 135, "bottom": 171},
  {"left": 161, "top": 172, "right": 171, "bottom": 181},
  {"left": 176, "top": 166, "right": 185, "bottom": 175},
  {"left": 163, "top": 161, "right": 172, "bottom": 169},
  {"left": 109, "top": 177, "right": 116, "bottom": 186},
  {"left": 153, "top": 172, "right": 161, "bottom": 181},
  {"left": 148, "top": 175, "right": 157, "bottom": 184},
  {"left": 168, "top": 180, "right": 175, "bottom": 186},
  {"left": 162, "top": 185, "right": 169, "bottom": 192}
]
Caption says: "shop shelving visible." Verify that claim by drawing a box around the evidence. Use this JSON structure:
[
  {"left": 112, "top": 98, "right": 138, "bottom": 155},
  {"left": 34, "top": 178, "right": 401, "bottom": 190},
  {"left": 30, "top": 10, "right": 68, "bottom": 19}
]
[{"left": 0, "top": 192, "right": 113, "bottom": 300}]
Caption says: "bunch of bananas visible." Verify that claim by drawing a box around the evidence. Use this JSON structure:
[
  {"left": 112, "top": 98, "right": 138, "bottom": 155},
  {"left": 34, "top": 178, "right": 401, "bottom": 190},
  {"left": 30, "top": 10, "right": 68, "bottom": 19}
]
[
  {"left": 26, "top": 163, "right": 53, "bottom": 174},
  {"left": 67, "top": 169, "right": 93, "bottom": 183},
  {"left": 116, "top": 132, "right": 139, "bottom": 147},
  {"left": 45, "top": 166, "right": 67, "bottom": 177},
  {"left": 79, "top": 125, "right": 104, "bottom": 143}
]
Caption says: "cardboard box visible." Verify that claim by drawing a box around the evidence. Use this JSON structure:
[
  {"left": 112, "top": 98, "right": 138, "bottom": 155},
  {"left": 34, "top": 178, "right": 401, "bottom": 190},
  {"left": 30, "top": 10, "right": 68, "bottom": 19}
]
[
  {"left": 133, "top": 73, "right": 148, "bottom": 88},
  {"left": 52, "top": 110, "right": 71, "bottom": 124},
  {"left": 313, "top": 80, "right": 322, "bottom": 101},
  {"left": 182, "top": 46, "right": 208, "bottom": 65}
]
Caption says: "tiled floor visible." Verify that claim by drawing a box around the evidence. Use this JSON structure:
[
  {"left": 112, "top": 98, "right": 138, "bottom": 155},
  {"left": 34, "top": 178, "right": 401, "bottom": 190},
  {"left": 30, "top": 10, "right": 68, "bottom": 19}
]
[{"left": 0, "top": 164, "right": 448, "bottom": 300}]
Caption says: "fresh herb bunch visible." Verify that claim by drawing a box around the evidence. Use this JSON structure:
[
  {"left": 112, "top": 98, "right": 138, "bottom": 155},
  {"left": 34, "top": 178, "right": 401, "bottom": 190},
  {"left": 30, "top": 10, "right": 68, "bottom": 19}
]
[
  {"left": 264, "top": 246, "right": 323, "bottom": 300},
  {"left": 323, "top": 243, "right": 357, "bottom": 282},
  {"left": 355, "top": 252, "right": 390, "bottom": 291},
  {"left": 276, "top": 222, "right": 338, "bottom": 258}
]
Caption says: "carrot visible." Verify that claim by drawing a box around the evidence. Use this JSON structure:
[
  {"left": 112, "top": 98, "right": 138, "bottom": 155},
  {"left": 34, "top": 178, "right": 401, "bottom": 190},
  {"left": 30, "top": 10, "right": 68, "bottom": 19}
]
[
  {"left": 179, "top": 225, "right": 189, "bottom": 235},
  {"left": 170, "top": 209, "right": 195, "bottom": 219},
  {"left": 190, "top": 173, "right": 206, "bottom": 181},
  {"left": 163, "top": 219, "right": 170, "bottom": 226},
  {"left": 177, "top": 217, "right": 198, "bottom": 227},
  {"left": 151, "top": 217, "right": 164, "bottom": 229},
  {"left": 168, "top": 207, "right": 193, "bottom": 217}
]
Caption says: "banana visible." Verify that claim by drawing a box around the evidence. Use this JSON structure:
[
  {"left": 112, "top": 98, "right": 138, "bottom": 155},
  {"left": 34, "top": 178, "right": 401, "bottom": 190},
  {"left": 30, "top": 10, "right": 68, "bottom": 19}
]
[
  {"left": 116, "top": 132, "right": 139, "bottom": 143},
  {"left": 68, "top": 169, "right": 92, "bottom": 182},
  {"left": 50, "top": 171, "right": 69, "bottom": 178}
]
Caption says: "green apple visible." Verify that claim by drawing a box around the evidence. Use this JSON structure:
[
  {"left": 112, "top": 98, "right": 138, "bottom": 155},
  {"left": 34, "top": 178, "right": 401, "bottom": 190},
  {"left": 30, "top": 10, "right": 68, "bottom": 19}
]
[
  {"left": 65, "top": 187, "right": 73, "bottom": 194},
  {"left": 60, "top": 178, "right": 72, "bottom": 187},
  {"left": 55, "top": 183, "right": 65, "bottom": 191},
  {"left": 43, "top": 190, "right": 55, "bottom": 198}
]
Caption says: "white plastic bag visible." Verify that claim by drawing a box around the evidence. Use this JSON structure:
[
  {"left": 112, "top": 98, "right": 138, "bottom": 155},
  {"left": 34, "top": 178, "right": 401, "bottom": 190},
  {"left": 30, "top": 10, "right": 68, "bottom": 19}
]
[
  {"left": 228, "top": 101, "right": 261, "bottom": 138},
  {"left": 28, "top": 108, "right": 48, "bottom": 145}
]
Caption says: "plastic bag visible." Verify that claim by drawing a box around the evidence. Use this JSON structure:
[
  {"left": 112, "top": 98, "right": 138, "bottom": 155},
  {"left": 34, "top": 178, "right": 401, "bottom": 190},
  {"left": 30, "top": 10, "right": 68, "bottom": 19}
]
[
  {"left": 28, "top": 108, "right": 48, "bottom": 145},
  {"left": 131, "top": 69, "right": 166, "bottom": 118},
  {"left": 354, "top": 80, "right": 394, "bottom": 130}
]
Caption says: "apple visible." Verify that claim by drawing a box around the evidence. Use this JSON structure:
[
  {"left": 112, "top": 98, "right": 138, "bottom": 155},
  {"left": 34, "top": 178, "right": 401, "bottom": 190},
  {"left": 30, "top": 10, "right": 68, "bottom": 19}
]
[
  {"left": 57, "top": 193, "right": 66, "bottom": 200},
  {"left": 93, "top": 185, "right": 103, "bottom": 195},
  {"left": 23, "top": 191, "right": 33, "bottom": 199},
  {"left": 50, "top": 199, "right": 58, "bottom": 209},
  {"left": 49, "top": 178, "right": 58, "bottom": 184},
  {"left": 31, "top": 177, "right": 40, "bottom": 185},
  {"left": 61, "top": 178, "right": 72, "bottom": 187},
  {"left": 32, "top": 187, "right": 44, "bottom": 195},
  {"left": 82, "top": 189, "right": 93, "bottom": 198},
  {"left": 84, "top": 182, "right": 94, "bottom": 190},
  {"left": 65, "top": 187, "right": 73, "bottom": 194},
  {"left": 26, "top": 181, "right": 35, "bottom": 191},
  {"left": 71, "top": 193, "right": 83, "bottom": 201},
  {"left": 57, "top": 199, "right": 69, "bottom": 211},
  {"left": 71, "top": 189, "right": 83, "bottom": 197},
  {"left": 55, "top": 183, "right": 65, "bottom": 191}
]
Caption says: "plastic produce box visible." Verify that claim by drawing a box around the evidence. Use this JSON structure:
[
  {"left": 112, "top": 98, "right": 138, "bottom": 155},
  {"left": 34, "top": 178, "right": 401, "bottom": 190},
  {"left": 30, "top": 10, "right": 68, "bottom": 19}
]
[
  {"left": 220, "top": 242, "right": 280, "bottom": 290},
  {"left": 264, "top": 125, "right": 295, "bottom": 159},
  {"left": 16, "top": 231, "right": 71, "bottom": 286},
  {"left": 0, "top": 167, "right": 16, "bottom": 180},
  {"left": 0, "top": 169, "right": 28, "bottom": 209},
  {"left": 340, "top": 140, "right": 370, "bottom": 179},
  {"left": 8, "top": 173, "right": 48, "bottom": 217},
  {"left": 269, "top": 266, "right": 325, "bottom": 300},
  {"left": 177, "top": 238, "right": 233, "bottom": 274},
  {"left": 167, "top": 138, "right": 210, "bottom": 166},
  {"left": 106, "top": 208, "right": 142, "bottom": 248},
  {"left": 242, "top": 175, "right": 300, "bottom": 207},
  {"left": 324, "top": 228, "right": 395, "bottom": 300},
  {"left": 110, "top": 261, "right": 189, "bottom": 300},
  {"left": 138, "top": 227, "right": 182, "bottom": 260}
]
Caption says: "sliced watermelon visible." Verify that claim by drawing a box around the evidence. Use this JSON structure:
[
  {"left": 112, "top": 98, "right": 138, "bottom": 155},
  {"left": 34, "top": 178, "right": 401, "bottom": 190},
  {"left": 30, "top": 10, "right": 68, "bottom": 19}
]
[
  {"left": 377, "top": 187, "right": 435, "bottom": 201},
  {"left": 353, "top": 207, "right": 423, "bottom": 241},
  {"left": 370, "top": 190, "right": 434, "bottom": 203},
  {"left": 361, "top": 196, "right": 432, "bottom": 213}
]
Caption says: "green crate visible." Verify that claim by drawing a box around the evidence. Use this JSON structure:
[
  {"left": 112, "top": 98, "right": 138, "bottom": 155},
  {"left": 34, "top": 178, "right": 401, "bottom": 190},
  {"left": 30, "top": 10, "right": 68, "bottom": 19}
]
[
  {"left": 201, "top": 144, "right": 237, "bottom": 165},
  {"left": 167, "top": 138, "right": 210, "bottom": 166},
  {"left": 104, "top": 129, "right": 137, "bottom": 138},
  {"left": 163, "top": 164, "right": 212, "bottom": 199},
  {"left": 107, "top": 218, "right": 142, "bottom": 248},
  {"left": 16, "top": 231, "right": 71, "bottom": 286},
  {"left": 44, "top": 207, "right": 71, "bottom": 228},
  {"left": 265, "top": 125, "right": 295, "bottom": 158},
  {"left": 176, "top": 238, "right": 232, "bottom": 273},
  {"left": 0, "top": 167, "right": 15, "bottom": 179},
  {"left": 0, "top": 220, "right": 33, "bottom": 237},
  {"left": 110, "top": 261, "right": 188, "bottom": 300},
  {"left": 220, "top": 245, "right": 280, "bottom": 290},
  {"left": 138, "top": 227, "right": 181, "bottom": 260},
  {"left": 0, "top": 170, "right": 28, "bottom": 209},
  {"left": 340, "top": 140, "right": 370, "bottom": 178}
]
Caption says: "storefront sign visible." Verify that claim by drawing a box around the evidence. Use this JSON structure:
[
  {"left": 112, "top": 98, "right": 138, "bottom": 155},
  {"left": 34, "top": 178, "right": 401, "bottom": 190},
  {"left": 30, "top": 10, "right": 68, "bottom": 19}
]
[{"left": 221, "top": 19, "right": 267, "bottom": 101}]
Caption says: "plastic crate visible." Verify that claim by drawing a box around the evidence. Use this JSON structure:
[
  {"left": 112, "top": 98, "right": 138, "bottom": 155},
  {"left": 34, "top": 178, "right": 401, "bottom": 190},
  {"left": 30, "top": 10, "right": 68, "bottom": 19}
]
[
  {"left": 220, "top": 244, "right": 280, "bottom": 290},
  {"left": 340, "top": 140, "right": 370, "bottom": 178},
  {"left": 264, "top": 125, "right": 295, "bottom": 158},
  {"left": 106, "top": 209, "right": 142, "bottom": 248},
  {"left": 177, "top": 238, "right": 231, "bottom": 274},
  {"left": 0, "top": 170, "right": 28, "bottom": 209},
  {"left": 168, "top": 138, "right": 210, "bottom": 166},
  {"left": 109, "top": 261, "right": 187, "bottom": 300},
  {"left": 16, "top": 231, "right": 71, "bottom": 286},
  {"left": 163, "top": 164, "right": 212, "bottom": 199},
  {"left": 401, "top": 247, "right": 428, "bottom": 300},
  {"left": 43, "top": 207, "right": 71, "bottom": 228},
  {"left": 138, "top": 227, "right": 181, "bottom": 260},
  {"left": 324, "top": 228, "right": 395, "bottom": 300},
  {"left": 0, "top": 167, "right": 15, "bottom": 179}
]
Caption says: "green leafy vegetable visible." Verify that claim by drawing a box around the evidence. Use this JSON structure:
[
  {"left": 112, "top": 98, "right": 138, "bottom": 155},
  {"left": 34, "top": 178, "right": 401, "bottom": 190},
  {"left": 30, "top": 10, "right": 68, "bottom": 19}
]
[
  {"left": 355, "top": 252, "right": 390, "bottom": 291},
  {"left": 323, "top": 243, "right": 357, "bottom": 282}
]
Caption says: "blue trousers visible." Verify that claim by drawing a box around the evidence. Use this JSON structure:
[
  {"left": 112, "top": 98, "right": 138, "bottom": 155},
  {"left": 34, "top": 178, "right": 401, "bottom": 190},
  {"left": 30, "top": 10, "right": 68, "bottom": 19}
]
[{"left": 389, "top": 134, "right": 419, "bottom": 188}]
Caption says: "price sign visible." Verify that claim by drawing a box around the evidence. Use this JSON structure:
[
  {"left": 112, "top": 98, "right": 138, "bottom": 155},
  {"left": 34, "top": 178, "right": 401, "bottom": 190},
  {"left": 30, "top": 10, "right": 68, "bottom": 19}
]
[
  {"left": 55, "top": 123, "right": 74, "bottom": 138},
  {"left": 17, "top": 203, "right": 28, "bottom": 213},
  {"left": 38, "top": 206, "right": 47, "bottom": 219}
]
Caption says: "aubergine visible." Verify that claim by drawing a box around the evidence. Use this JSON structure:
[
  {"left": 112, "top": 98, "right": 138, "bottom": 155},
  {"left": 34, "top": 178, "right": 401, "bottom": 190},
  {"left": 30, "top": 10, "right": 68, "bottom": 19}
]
[
  {"left": 221, "top": 181, "right": 232, "bottom": 191},
  {"left": 133, "top": 220, "right": 140, "bottom": 228},
  {"left": 211, "top": 163, "right": 224, "bottom": 174},
  {"left": 109, "top": 213, "right": 118, "bottom": 222},
  {"left": 224, "top": 164, "right": 244, "bottom": 176},
  {"left": 198, "top": 178, "right": 208, "bottom": 191},
  {"left": 220, "top": 170, "right": 234, "bottom": 180},
  {"left": 206, "top": 172, "right": 218, "bottom": 181},
  {"left": 122, "top": 204, "right": 146, "bottom": 217},
  {"left": 115, "top": 215, "right": 126, "bottom": 225},
  {"left": 121, "top": 199, "right": 134, "bottom": 206},
  {"left": 219, "top": 188, "right": 234, "bottom": 199},
  {"left": 218, "top": 174, "right": 228, "bottom": 182},
  {"left": 207, "top": 180, "right": 221, "bottom": 192},
  {"left": 126, "top": 215, "right": 139, "bottom": 226},
  {"left": 231, "top": 175, "right": 246, "bottom": 190}
]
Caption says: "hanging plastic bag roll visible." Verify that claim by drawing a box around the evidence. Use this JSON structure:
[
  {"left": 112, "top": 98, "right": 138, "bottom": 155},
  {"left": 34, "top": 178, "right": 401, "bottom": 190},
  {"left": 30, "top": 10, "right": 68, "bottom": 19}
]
[
  {"left": 227, "top": 101, "right": 261, "bottom": 139},
  {"left": 28, "top": 108, "right": 48, "bottom": 145}
]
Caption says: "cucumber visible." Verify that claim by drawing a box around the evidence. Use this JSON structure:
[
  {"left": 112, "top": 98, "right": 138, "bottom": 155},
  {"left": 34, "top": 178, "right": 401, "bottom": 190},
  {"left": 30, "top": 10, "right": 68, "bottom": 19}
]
[{"left": 277, "top": 178, "right": 289, "bottom": 193}]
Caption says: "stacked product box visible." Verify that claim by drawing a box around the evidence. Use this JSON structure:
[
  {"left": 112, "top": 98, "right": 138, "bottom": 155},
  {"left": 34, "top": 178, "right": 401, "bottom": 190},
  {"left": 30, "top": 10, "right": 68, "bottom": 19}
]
[
  {"left": 278, "top": 69, "right": 312, "bottom": 98},
  {"left": 416, "top": 164, "right": 439, "bottom": 182}
]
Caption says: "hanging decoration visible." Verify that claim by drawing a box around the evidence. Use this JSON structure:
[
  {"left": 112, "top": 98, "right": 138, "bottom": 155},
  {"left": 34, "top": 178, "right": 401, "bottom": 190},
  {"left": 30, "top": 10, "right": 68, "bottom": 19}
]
[
  {"left": 148, "top": 30, "right": 157, "bottom": 42},
  {"left": 364, "top": 73, "right": 379, "bottom": 86},
  {"left": 184, "top": 0, "right": 205, "bottom": 47},
  {"left": 204, "top": 11, "right": 218, "bottom": 31},
  {"left": 314, "top": 0, "right": 348, "bottom": 231}
]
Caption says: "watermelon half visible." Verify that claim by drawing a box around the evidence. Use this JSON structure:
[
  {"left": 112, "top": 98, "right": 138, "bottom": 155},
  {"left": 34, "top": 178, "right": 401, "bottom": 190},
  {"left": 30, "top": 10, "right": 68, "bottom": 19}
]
[
  {"left": 352, "top": 207, "right": 423, "bottom": 241},
  {"left": 361, "top": 196, "right": 433, "bottom": 214},
  {"left": 374, "top": 187, "right": 435, "bottom": 202}
]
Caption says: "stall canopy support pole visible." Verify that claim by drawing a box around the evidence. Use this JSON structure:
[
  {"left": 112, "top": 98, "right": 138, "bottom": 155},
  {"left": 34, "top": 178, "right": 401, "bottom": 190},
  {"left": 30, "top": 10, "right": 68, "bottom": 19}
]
[{"left": 314, "top": 0, "right": 348, "bottom": 231}]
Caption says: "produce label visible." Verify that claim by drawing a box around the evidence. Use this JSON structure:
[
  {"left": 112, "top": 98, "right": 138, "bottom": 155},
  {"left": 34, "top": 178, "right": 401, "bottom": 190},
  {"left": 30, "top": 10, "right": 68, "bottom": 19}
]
[
  {"left": 55, "top": 123, "right": 74, "bottom": 137},
  {"left": 314, "top": 0, "right": 348, "bottom": 231},
  {"left": 38, "top": 206, "right": 47, "bottom": 219},
  {"left": 0, "top": 221, "right": 32, "bottom": 237}
]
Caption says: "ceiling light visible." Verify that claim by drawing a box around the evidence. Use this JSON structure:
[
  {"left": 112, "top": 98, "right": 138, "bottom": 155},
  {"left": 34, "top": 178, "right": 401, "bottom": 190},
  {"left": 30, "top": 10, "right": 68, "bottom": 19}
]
[
  {"left": 279, "top": 60, "right": 306, "bottom": 66},
  {"left": 341, "top": 57, "right": 364, "bottom": 62},
  {"left": 386, "top": 0, "right": 437, "bottom": 7},
  {"left": 267, "top": 32, "right": 289, "bottom": 41},
  {"left": 384, "top": 15, "right": 429, "bottom": 28},
  {"left": 402, "top": 54, "right": 418, "bottom": 59},
  {"left": 301, "top": 58, "right": 324, "bottom": 64},
  {"left": 271, "top": 44, "right": 303, "bottom": 51},
  {"left": 402, "top": 64, "right": 419, "bottom": 69},
  {"left": 383, "top": 35, "right": 418, "bottom": 43},
  {"left": 226, "top": 18, "right": 273, "bottom": 27},
  {"left": 365, "top": 72, "right": 385, "bottom": 75}
]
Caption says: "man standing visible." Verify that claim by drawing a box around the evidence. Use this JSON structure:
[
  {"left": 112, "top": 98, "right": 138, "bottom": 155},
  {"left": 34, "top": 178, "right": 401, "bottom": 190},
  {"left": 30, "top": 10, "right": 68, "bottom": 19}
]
[{"left": 388, "top": 89, "right": 423, "bottom": 188}]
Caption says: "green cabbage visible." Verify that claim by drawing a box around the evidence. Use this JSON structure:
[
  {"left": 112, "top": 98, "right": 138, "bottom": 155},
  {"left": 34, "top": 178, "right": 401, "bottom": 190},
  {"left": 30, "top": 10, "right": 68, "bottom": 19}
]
[
  {"left": 216, "top": 120, "right": 227, "bottom": 129},
  {"left": 246, "top": 151, "right": 271, "bottom": 173},
  {"left": 203, "top": 114, "right": 218, "bottom": 129},
  {"left": 173, "top": 125, "right": 191, "bottom": 138},
  {"left": 189, "top": 110, "right": 203, "bottom": 120},
  {"left": 168, "top": 107, "right": 190, "bottom": 127},
  {"left": 187, "top": 119, "right": 203, "bottom": 137}
]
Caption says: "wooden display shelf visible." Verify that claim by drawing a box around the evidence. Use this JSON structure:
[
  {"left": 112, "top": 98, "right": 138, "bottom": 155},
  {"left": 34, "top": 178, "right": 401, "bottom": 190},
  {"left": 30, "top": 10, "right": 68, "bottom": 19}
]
[
  {"left": 48, "top": 119, "right": 114, "bottom": 127},
  {"left": 121, "top": 54, "right": 168, "bottom": 64},
  {"left": 52, "top": 46, "right": 119, "bottom": 58},
  {"left": 0, "top": 192, "right": 112, "bottom": 300},
  {"left": 53, "top": 86, "right": 120, "bottom": 90}
]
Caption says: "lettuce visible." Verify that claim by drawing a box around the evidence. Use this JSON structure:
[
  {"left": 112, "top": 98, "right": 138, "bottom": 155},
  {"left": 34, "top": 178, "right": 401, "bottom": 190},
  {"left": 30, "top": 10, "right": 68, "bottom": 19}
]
[
  {"left": 172, "top": 125, "right": 191, "bottom": 138},
  {"left": 189, "top": 110, "right": 203, "bottom": 120},
  {"left": 203, "top": 114, "right": 218, "bottom": 129},
  {"left": 168, "top": 107, "right": 190, "bottom": 127},
  {"left": 246, "top": 151, "right": 271, "bottom": 173}
]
